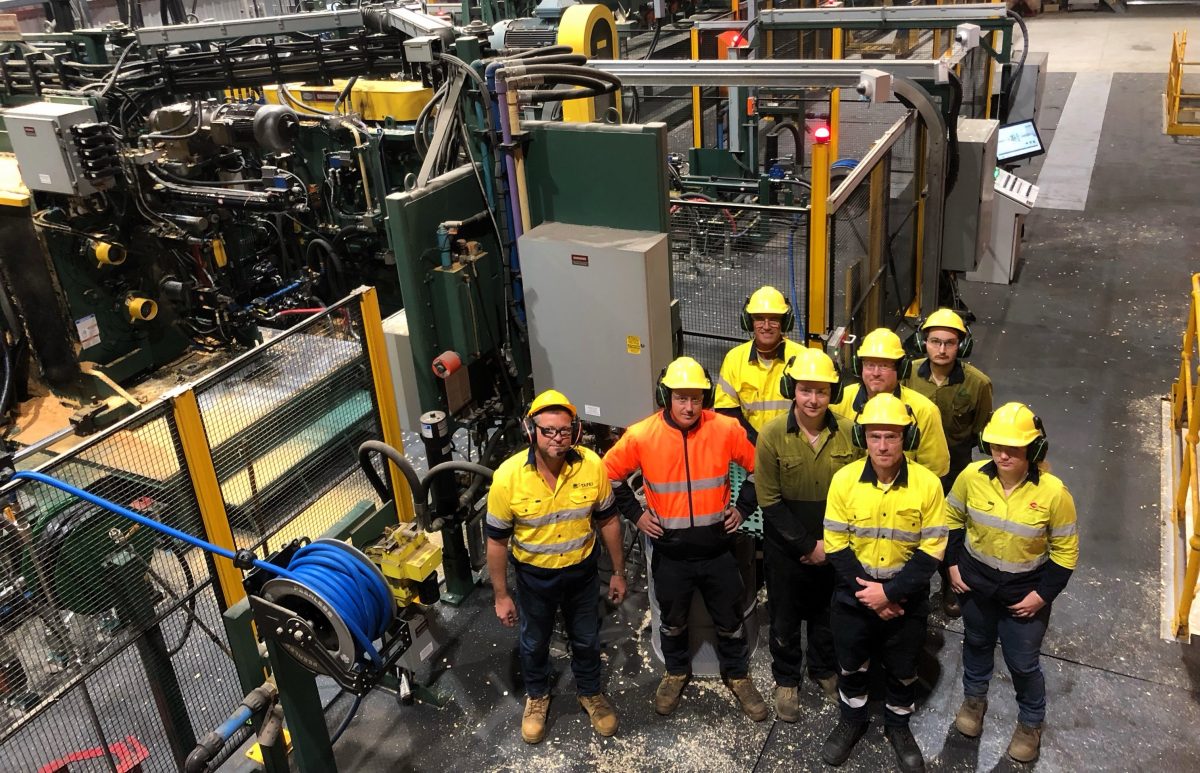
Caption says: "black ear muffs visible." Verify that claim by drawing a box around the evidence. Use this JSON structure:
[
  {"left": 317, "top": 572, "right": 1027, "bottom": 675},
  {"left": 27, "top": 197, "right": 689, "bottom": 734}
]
[
  {"left": 740, "top": 295, "right": 796, "bottom": 333},
  {"left": 978, "top": 415, "right": 1048, "bottom": 464},
  {"left": 915, "top": 320, "right": 975, "bottom": 360},
  {"left": 851, "top": 354, "right": 911, "bottom": 381},
  {"left": 851, "top": 406, "right": 921, "bottom": 451},
  {"left": 655, "top": 366, "right": 717, "bottom": 409},
  {"left": 779, "top": 356, "right": 845, "bottom": 404}
]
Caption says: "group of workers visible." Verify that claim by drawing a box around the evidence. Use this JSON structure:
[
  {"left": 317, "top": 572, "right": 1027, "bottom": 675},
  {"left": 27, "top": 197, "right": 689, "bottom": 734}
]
[{"left": 485, "top": 285, "right": 1079, "bottom": 772}]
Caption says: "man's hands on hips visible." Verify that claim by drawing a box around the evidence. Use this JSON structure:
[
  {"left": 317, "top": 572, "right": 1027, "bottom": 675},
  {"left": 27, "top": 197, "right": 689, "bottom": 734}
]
[
  {"left": 723, "top": 506, "right": 743, "bottom": 534},
  {"left": 636, "top": 510, "right": 664, "bottom": 538}
]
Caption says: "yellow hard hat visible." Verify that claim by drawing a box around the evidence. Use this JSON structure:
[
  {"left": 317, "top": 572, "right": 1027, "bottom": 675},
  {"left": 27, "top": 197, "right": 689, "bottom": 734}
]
[
  {"left": 856, "top": 393, "right": 913, "bottom": 427},
  {"left": 742, "top": 286, "right": 794, "bottom": 332},
  {"left": 857, "top": 328, "right": 906, "bottom": 360},
  {"left": 660, "top": 357, "right": 711, "bottom": 390},
  {"left": 980, "top": 402, "right": 1042, "bottom": 447},
  {"left": 657, "top": 356, "right": 715, "bottom": 407},
  {"left": 780, "top": 348, "right": 842, "bottom": 401},
  {"left": 745, "top": 286, "right": 790, "bottom": 315},
  {"left": 528, "top": 389, "right": 577, "bottom": 418},
  {"left": 784, "top": 349, "right": 839, "bottom": 383},
  {"left": 921, "top": 308, "right": 967, "bottom": 335}
]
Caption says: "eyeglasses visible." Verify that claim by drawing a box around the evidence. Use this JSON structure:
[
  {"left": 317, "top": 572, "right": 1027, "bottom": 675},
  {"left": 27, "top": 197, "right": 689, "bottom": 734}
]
[
  {"left": 860, "top": 361, "right": 897, "bottom": 373},
  {"left": 533, "top": 423, "right": 575, "bottom": 439},
  {"left": 752, "top": 316, "right": 782, "bottom": 328},
  {"left": 926, "top": 337, "right": 959, "bottom": 349}
]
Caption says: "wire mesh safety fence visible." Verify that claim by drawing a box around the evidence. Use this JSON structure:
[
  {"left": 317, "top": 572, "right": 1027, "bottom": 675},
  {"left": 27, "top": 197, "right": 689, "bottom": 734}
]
[
  {"left": 0, "top": 294, "right": 387, "bottom": 772},
  {"left": 0, "top": 405, "right": 247, "bottom": 773},
  {"left": 194, "top": 297, "right": 384, "bottom": 557},
  {"left": 669, "top": 200, "right": 810, "bottom": 374},
  {"left": 828, "top": 110, "right": 921, "bottom": 343}
]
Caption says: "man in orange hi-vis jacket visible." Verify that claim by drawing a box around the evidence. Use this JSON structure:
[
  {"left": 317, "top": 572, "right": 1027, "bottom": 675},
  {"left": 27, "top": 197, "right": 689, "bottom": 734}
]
[{"left": 604, "top": 356, "right": 768, "bottom": 722}]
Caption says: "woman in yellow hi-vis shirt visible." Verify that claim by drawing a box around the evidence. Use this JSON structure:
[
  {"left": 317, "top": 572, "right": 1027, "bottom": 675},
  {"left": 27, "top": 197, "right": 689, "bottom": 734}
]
[{"left": 945, "top": 403, "right": 1079, "bottom": 765}]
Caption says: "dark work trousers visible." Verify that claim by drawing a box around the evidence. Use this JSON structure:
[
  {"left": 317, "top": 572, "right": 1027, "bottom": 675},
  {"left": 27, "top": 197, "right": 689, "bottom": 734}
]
[
  {"left": 938, "top": 446, "right": 973, "bottom": 588},
  {"left": 764, "top": 538, "right": 836, "bottom": 687},
  {"left": 514, "top": 551, "right": 601, "bottom": 698},
  {"left": 961, "top": 591, "right": 1051, "bottom": 726},
  {"left": 652, "top": 548, "right": 749, "bottom": 678},
  {"left": 831, "top": 599, "right": 927, "bottom": 727}
]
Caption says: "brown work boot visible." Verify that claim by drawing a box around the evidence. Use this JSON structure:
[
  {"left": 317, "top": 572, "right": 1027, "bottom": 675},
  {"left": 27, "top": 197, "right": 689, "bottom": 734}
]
[
  {"left": 521, "top": 695, "right": 550, "bottom": 744},
  {"left": 724, "top": 676, "right": 769, "bottom": 721},
  {"left": 774, "top": 685, "right": 799, "bottom": 722},
  {"left": 1007, "top": 722, "right": 1042, "bottom": 763},
  {"left": 813, "top": 673, "right": 840, "bottom": 706},
  {"left": 954, "top": 696, "right": 988, "bottom": 738},
  {"left": 578, "top": 693, "right": 618, "bottom": 737},
  {"left": 654, "top": 672, "right": 690, "bottom": 715}
]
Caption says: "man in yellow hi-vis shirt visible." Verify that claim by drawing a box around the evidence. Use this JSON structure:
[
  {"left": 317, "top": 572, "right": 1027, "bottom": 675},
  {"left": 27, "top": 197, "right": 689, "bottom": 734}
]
[
  {"left": 821, "top": 393, "right": 947, "bottom": 773},
  {"left": 714, "top": 286, "right": 806, "bottom": 442},
  {"left": 486, "top": 390, "right": 628, "bottom": 745},
  {"left": 831, "top": 328, "right": 950, "bottom": 477}
]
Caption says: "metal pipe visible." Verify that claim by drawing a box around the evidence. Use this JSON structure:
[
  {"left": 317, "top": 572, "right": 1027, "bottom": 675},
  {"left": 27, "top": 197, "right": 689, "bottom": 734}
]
[{"left": 590, "top": 58, "right": 950, "bottom": 85}]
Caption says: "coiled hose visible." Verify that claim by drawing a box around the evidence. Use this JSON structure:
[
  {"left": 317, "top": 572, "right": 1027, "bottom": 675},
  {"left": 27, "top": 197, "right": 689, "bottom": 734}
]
[{"left": 7, "top": 470, "right": 393, "bottom": 666}]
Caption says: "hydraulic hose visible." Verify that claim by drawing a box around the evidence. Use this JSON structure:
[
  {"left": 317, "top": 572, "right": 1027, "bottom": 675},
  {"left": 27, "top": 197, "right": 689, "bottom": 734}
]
[
  {"left": 0, "top": 332, "right": 12, "bottom": 424},
  {"left": 357, "top": 440, "right": 428, "bottom": 528},
  {"left": 185, "top": 682, "right": 276, "bottom": 773},
  {"left": 1007, "top": 10, "right": 1030, "bottom": 86},
  {"left": 7, "top": 471, "right": 393, "bottom": 666},
  {"left": 944, "top": 72, "right": 963, "bottom": 197},
  {"left": 421, "top": 461, "right": 494, "bottom": 531}
]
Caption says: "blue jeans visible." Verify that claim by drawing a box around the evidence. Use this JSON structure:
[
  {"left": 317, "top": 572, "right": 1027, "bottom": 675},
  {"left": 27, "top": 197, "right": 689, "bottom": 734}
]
[
  {"left": 514, "top": 551, "right": 601, "bottom": 698},
  {"left": 960, "top": 591, "right": 1051, "bottom": 726}
]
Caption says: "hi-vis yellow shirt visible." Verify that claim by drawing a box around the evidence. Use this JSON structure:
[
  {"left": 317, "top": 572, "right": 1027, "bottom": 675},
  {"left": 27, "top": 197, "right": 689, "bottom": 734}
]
[
  {"left": 486, "top": 447, "right": 617, "bottom": 569},
  {"left": 946, "top": 460, "right": 1079, "bottom": 576},
  {"left": 824, "top": 457, "right": 947, "bottom": 603},
  {"left": 715, "top": 339, "right": 807, "bottom": 432},
  {"left": 831, "top": 384, "right": 951, "bottom": 477}
]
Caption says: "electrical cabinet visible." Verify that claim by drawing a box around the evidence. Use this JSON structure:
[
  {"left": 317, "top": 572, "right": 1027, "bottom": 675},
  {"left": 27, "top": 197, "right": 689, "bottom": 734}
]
[
  {"left": 519, "top": 222, "right": 672, "bottom": 429},
  {"left": 941, "top": 117, "right": 998, "bottom": 272},
  {"left": 2, "top": 102, "right": 98, "bottom": 196}
]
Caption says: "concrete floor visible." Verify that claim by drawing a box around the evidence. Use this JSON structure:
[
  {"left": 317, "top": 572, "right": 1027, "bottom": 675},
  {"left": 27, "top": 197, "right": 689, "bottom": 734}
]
[{"left": 282, "top": 7, "right": 1200, "bottom": 773}]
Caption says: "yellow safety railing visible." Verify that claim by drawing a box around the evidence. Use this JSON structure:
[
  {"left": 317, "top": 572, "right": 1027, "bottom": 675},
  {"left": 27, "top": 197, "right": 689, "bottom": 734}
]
[
  {"left": 1168, "top": 273, "right": 1200, "bottom": 637},
  {"left": 1167, "top": 31, "right": 1200, "bottom": 137}
]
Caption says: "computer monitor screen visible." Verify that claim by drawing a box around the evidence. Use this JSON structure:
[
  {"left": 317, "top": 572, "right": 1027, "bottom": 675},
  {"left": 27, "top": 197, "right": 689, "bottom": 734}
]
[{"left": 996, "top": 120, "right": 1045, "bottom": 163}]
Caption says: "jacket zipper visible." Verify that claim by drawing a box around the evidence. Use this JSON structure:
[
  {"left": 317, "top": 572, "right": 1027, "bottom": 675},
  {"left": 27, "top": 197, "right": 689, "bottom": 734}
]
[{"left": 681, "top": 426, "right": 695, "bottom": 526}]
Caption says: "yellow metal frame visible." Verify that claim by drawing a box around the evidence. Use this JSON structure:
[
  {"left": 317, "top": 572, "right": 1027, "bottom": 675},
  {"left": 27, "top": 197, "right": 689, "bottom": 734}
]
[
  {"left": 357, "top": 287, "right": 417, "bottom": 523},
  {"left": 807, "top": 139, "right": 831, "bottom": 348},
  {"left": 1168, "top": 273, "right": 1200, "bottom": 637},
  {"left": 1167, "top": 31, "right": 1200, "bottom": 137},
  {"left": 171, "top": 388, "right": 245, "bottom": 608},
  {"left": 691, "top": 28, "right": 703, "bottom": 149},
  {"left": 830, "top": 29, "right": 843, "bottom": 161}
]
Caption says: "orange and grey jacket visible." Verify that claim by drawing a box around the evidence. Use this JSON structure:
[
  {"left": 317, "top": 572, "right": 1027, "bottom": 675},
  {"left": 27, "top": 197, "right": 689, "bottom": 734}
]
[{"left": 604, "top": 409, "right": 757, "bottom": 559}]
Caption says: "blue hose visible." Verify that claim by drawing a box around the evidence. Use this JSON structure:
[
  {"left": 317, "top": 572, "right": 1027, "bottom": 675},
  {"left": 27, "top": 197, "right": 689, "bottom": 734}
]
[
  {"left": 216, "top": 705, "right": 254, "bottom": 741},
  {"left": 8, "top": 470, "right": 392, "bottom": 666}
]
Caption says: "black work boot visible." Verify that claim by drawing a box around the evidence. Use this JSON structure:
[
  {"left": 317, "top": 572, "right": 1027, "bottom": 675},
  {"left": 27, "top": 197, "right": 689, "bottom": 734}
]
[
  {"left": 884, "top": 725, "right": 926, "bottom": 773},
  {"left": 821, "top": 719, "right": 868, "bottom": 766}
]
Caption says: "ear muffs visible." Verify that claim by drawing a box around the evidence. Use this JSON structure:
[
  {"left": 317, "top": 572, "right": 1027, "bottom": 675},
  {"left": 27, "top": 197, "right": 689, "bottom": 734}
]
[
  {"left": 524, "top": 414, "right": 583, "bottom": 446},
  {"left": 740, "top": 295, "right": 795, "bottom": 333},
  {"left": 779, "top": 356, "right": 845, "bottom": 404},
  {"left": 656, "top": 366, "right": 717, "bottom": 409},
  {"left": 978, "top": 415, "right": 1048, "bottom": 464},
  {"left": 851, "top": 406, "right": 921, "bottom": 451},
  {"left": 915, "top": 320, "right": 975, "bottom": 359},
  {"left": 851, "top": 354, "right": 911, "bottom": 381}
]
